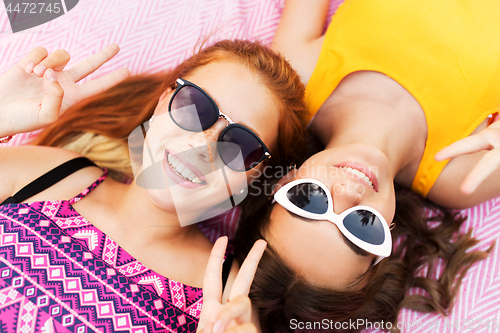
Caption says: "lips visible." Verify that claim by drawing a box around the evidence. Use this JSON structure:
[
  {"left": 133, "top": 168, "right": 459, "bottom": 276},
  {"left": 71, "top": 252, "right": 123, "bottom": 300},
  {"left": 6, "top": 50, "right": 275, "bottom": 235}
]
[
  {"left": 334, "top": 162, "right": 379, "bottom": 192},
  {"left": 163, "top": 150, "right": 207, "bottom": 188}
]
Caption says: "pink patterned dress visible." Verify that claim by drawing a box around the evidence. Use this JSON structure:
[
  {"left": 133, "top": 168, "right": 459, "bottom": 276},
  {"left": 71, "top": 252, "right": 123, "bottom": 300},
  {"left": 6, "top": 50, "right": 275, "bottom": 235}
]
[{"left": 0, "top": 168, "right": 207, "bottom": 332}]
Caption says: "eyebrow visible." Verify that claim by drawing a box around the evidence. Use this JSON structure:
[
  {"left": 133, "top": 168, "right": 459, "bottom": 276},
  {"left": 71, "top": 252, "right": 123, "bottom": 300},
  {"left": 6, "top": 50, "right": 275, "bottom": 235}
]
[
  {"left": 204, "top": 88, "right": 264, "bottom": 139},
  {"left": 285, "top": 209, "right": 370, "bottom": 257},
  {"left": 233, "top": 119, "right": 263, "bottom": 140}
]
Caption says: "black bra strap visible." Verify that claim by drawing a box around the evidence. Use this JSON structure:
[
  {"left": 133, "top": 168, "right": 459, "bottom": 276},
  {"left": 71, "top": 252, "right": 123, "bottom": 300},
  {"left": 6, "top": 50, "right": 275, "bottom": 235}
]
[
  {"left": 1, "top": 157, "right": 98, "bottom": 206},
  {"left": 221, "top": 253, "right": 234, "bottom": 291}
]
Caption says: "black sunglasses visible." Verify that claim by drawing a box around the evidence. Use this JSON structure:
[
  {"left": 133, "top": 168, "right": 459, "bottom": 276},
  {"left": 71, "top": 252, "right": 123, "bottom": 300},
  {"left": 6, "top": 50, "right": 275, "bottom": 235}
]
[{"left": 168, "top": 78, "right": 272, "bottom": 172}]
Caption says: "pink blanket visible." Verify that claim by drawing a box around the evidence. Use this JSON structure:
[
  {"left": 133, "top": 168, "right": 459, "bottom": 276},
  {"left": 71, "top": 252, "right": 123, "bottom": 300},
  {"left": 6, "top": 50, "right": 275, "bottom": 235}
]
[{"left": 1, "top": 0, "right": 498, "bottom": 332}]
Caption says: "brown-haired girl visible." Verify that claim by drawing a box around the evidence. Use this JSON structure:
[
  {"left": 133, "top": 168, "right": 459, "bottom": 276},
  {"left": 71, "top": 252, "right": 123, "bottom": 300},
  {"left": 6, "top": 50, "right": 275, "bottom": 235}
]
[{"left": 233, "top": 0, "right": 500, "bottom": 332}]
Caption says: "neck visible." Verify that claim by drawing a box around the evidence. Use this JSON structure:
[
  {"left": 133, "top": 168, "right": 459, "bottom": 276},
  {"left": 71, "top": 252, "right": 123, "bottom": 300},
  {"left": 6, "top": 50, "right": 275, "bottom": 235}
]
[
  {"left": 109, "top": 181, "right": 207, "bottom": 249},
  {"left": 321, "top": 99, "right": 424, "bottom": 180},
  {"left": 88, "top": 179, "right": 214, "bottom": 287},
  {"left": 311, "top": 71, "right": 428, "bottom": 185}
]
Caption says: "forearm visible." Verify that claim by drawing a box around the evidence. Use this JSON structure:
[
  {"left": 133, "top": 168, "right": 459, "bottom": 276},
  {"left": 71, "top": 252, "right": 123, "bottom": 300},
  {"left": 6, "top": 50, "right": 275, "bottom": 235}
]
[
  {"left": 273, "top": 0, "right": 330, "bottom": 49},
  {"left": 272, "top": 0, "right": 330, "bottom": 84}
]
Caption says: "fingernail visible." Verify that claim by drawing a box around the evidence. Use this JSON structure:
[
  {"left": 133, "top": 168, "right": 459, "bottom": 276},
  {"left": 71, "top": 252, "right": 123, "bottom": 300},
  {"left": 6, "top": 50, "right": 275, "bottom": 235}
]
[
  {"left": 33, "top": 64, "right": 46, "bottom": 76},
  {"left": 45, "top": 69, "right": 57, "bottom": 82},
  {"left": 212, "top": 320, "right": 224, "bottom": 333},
  {"left": 25, "top": 62, "right": 34, "bottom": 74}
]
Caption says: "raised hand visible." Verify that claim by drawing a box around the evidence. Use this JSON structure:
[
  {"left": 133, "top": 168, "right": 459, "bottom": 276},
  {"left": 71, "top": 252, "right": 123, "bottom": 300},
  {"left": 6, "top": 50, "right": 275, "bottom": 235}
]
[
  {"left": 435, "top": 120, "right": 500, "bottom": 194},
  {"left": 0, "top": 44, "right": 129, "bottom": 137},
  {"left": 197, "top": 237, "right": 266, "bottom": 333}
]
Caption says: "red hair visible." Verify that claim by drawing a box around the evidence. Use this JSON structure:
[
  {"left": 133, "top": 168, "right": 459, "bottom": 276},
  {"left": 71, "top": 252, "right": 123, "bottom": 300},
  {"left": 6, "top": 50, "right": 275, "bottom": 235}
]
[{"left": 31, "top": 40, "right": 309, "bottom": 181}]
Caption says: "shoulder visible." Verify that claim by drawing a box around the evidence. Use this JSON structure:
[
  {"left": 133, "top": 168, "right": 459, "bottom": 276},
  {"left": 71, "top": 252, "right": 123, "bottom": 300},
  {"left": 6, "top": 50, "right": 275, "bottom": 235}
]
[
  {"left": 1, "top": 145, "right": 83, "bottom": 183},
  {"left": 0, "top": 146, "right": 102, "bottom": 203},
  {"left": 1, "top": 144, "right": 81, "bottom": 163}
]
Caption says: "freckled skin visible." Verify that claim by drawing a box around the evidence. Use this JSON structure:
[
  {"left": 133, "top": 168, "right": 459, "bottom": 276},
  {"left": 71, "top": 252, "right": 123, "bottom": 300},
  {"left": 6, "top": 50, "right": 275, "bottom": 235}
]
[
  {"left": 144, "top": 60, "right": 280, "bottom": 216},
  {"left": 207, "top": 144, "right": 215, "bottom": 172}
]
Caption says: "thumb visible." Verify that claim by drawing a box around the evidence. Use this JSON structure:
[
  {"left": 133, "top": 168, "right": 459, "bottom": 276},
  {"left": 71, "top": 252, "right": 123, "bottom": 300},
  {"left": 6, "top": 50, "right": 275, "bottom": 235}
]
[
  {"left": 197, "top": 321, "right": 213, "bottom": 333},
  {"left": 38, "top": 69, "right": 64, "bottom": 126}
]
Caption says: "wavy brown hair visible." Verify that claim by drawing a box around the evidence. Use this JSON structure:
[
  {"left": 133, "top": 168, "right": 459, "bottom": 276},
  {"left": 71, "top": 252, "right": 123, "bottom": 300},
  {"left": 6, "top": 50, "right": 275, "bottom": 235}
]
[
  {"left": 235, "top": 186, "right": 493, "bottom": 333},
  {"left": 31, "top": 39, "right": 309, "bottom": 181}
]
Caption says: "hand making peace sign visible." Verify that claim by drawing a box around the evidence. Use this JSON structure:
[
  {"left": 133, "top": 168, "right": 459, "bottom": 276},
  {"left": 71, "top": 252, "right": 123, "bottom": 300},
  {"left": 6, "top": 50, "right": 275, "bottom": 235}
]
[
  {"left": 0, "top": 44, "right": 129, "bottom": 138},
  {"left": 435, "top": 119, "right": 500, "bottom": 195},
  {"left": 197, "top": 237, "right": 267, "bottom": 333}
]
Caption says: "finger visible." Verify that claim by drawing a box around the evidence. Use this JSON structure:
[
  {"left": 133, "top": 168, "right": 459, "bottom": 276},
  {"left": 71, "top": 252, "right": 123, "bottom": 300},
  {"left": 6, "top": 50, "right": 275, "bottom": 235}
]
[
  {"left": 435, "top": 135, "right": 491, "bottom": 161},
  {"left": 33, "top": 49, "right": 71, "bottom": 77},
  {"left": 460, "top": 149, "right": 500, "bottom": 194},
  {"left": 197, "top": 321, "right": 214, "bottom": 333},
  {"left": 17, "top": 47, "right": 48, "bottom": 74},
  {"left": 224, "top": 323, "right": 258, "bottom": 333},
  {"left": 68, "top": 43, "right": 121, "bottom": 82},
  {"left": 78, "top": 68, "right": 130, "bottom": 99},
  {"left": 228, "top": 240, "right": 267, "bottom": 300},
  {"left": 213, "top": 295, "right": 252, "bottom": 333},
  {"left": 203, "top": 237, "right": 229, "bottom": 303},
  {"left": 37, "top": 69, "right": 64, "bottom": 126}
]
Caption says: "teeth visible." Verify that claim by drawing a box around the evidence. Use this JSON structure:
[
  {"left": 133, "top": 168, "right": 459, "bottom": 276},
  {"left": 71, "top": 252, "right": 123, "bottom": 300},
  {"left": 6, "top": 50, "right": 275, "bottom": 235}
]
[
  {"left": 181, "top": 169, "right": 191, "bottom": 178},
  {"left": 175, "top": 161, "right": 186, "bottom": 174},
  {"left": 167, "top": 153, "right": 205, "bottom": 184},
  {"left": 340, "top": 166, "right": 374, "bottom": 189}
]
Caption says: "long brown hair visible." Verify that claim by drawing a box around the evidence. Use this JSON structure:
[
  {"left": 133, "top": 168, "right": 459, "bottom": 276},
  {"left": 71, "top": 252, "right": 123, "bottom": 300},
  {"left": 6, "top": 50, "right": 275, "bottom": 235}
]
[
  {"left": 235, "top": 186, "right": 493, "bottom": 333},
  {"left": 31, "top": 39, "right": 309, "bottom": 181}
]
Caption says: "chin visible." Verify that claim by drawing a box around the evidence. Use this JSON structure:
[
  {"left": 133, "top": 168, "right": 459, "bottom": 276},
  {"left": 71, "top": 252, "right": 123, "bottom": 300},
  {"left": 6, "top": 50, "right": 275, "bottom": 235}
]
[{"left": 146, "top": 188, "right": 177, "bottom": 210}]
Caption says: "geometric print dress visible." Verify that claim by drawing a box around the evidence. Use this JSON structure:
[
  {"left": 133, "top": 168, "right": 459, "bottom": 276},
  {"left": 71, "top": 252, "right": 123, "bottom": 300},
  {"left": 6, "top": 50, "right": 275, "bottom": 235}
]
[{"left": 0, "top": 169, "right": 204, "bottom": 332}]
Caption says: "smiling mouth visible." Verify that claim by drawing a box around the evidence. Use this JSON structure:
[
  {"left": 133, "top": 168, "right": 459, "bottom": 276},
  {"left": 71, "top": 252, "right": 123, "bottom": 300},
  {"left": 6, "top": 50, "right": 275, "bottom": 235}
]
[
  {"left": 166, "top": 152, "right": 206, "bottom": 185},
  {"left": 338, "top": 166, "right": 375, "bottom": 191}
]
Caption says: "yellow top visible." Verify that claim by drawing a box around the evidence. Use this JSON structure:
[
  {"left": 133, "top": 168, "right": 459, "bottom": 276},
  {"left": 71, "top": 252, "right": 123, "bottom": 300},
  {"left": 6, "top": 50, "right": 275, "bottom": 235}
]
[{"left": 305, "top": 0, "right": 500, "bottom": 197}]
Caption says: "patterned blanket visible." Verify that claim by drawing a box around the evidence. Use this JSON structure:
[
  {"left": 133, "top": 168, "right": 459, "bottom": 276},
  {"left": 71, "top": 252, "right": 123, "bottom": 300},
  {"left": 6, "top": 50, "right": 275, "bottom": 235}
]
[{"left": 0, "top": 1, "right": 498, "bottom": 332}]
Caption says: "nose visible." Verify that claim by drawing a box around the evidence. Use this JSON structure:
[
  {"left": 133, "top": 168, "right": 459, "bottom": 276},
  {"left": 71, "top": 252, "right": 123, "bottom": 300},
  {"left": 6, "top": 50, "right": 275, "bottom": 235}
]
[
  {"left": 203, "top": 117, "right": 227, "bottom": 141},
  {"left": 330, "top": 182, "right": 363, "bottom": 214},
  {"left": 188, "top": 117, "right": 227, "bottom": 163}
]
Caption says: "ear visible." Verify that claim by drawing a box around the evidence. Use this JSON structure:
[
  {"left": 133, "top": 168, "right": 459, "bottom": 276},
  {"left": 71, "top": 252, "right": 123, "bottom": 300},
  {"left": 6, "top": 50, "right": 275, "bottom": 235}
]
[
  {"left": 270, "top": 168, "right": 298, "bottom": 196},
  {"left": 154, "top": 87, "right": 174, "bottom": 116},
  {"left": 159, "top": 86, "right": 173, "bottom": 104}
]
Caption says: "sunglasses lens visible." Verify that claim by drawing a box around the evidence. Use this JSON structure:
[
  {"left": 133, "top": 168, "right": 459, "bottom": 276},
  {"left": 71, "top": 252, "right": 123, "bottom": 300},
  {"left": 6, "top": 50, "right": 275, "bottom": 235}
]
[
  {"left": 343, "top": 210, "right": 385, "bottom": 245},
  {"left": 219, "top": 127, "right": 264, "bottom": 171},
  {"left": 287, "top": 183, "right": 328, "bottom": 214},
  {"left": 170, "top": 86, "right": 218, "bottom": 131}
]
